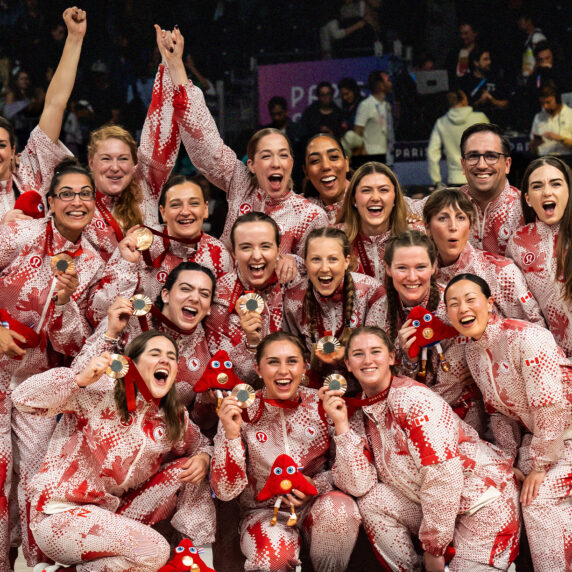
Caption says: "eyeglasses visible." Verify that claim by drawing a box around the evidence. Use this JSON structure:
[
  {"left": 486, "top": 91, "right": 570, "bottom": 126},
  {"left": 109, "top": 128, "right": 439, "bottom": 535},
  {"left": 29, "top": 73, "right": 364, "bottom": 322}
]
[
  {"left": 462, "top": 151, "right": 508, "bottom": 166},
  {"left": 54, "top": 189, "right": 95, "bottom": 201}
]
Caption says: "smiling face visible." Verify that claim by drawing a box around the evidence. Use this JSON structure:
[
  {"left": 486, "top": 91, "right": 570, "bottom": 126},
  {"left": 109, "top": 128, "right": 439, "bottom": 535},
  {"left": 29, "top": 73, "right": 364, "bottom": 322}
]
[
  {"left": 304, "top": 136, "right": 349, "bottom": 205},
  {"left": 255, "top": 339, "right": 305, "bottom": 400},
  {"left": 233, "top": 221, "right": 279, "bottom": 289},
  {"left": 525, "top": 163, "right": 569, "bottom": 225},
  {"left": 0, "top": 127, "right": 15, "bottom": 181},
  {"left": 345, "top": 332, "right": 395, "bottom": 397},
  {"left": 247, "top": 133, "right": 293, "bottom": 199},
  {"left": 355, "top": 173, "right": 396, "bottom": 235},
  {"left": 385, "top": 245, "right": 435, "bottom": 307},
  {"left": 161, "top": 270, "right": 213, "bottom": 330},
  {"left": 89, "top": 137, "right": 136, "bottom": 196},
  {"left": 426, "top": 204, "right": 471, "bottom": 266},
  {"left": 305, "top": 236, "right": 350, "bottom": 297},
  {"left": 47, "top": 173, "right": 95, "bottom": 243},
  {"left": 461, "top": 131, "right": 511, "bottom": 201},
  {"left": 445, "top": 279, "right": 493, "bottom": 340},
  {"left": 134, "top": 336, "right": 178, "bottom": 399},
  {"left": 160, "top": 181, "right": 208, "bottom": 239}
]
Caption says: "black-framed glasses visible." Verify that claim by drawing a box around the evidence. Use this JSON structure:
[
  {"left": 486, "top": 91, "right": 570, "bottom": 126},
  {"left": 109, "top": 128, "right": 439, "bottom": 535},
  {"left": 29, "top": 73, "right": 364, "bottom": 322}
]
[
  {"left": 462, "top": 151, "right": 508, "bottom": 166},
  {"left": 54, "top": 189, "right": 95, "bottom": 201}
]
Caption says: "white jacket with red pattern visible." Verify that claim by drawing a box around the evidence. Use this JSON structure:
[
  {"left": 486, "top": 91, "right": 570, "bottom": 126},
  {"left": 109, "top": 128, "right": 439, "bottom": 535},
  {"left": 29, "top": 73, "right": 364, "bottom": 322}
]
[
  {"left": 0, "top": 218, "right": 110, "bottom": 388},
  {"left": 333, "top": 376, "right": 514, "bottom": 557},
  {"left": 506, "top": 221, "right": 572, "bottom": 357},
  {"left": 11, "top": 367, "right": 212, "bottom": 530},
  {"left": 171, "top": 81, "right": 329, "bottom": 257},
  {"left": 463, "top": 316, "right": 572, "bottom": 471},
  {"left": 436, "top": 241, "right": 545, "bottom": 325},
  {"left": 104, "top": 226, "right": 233, "bottom": 304},
  {"left": 81, "top": 65, "right": 181, "bottom": 262},
  {"left": 307, "top": 189, "right": 346, "bottom": 226},
  {"left": 0, "top": 126, "right": 72, "bottom": 220},
  {"left": 211, "top": 387, "right": 341, "bottom": 511},
  {"left": 205, "top": 270, "right": 289, "bottom": 385}
]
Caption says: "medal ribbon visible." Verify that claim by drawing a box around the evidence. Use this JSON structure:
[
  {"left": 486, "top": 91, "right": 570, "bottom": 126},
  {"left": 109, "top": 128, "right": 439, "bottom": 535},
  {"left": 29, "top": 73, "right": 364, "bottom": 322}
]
[
  {"left": 124, "top": 356, "right": 160, "bottom": 412},
  {"left": 141, "top": 227, "right": 203, "bottom": 269},
  {"left": 343, "top": 385, "right": 391, "bottom": 418},
  {"left": 353, "top": 233, "right": 375, "bottom": 278},
  {"left": 95, "top": 192, "right": 124, "bottom": 242},
  {"left": 46, "top": 219, "right": 84, "bottom": 259}
]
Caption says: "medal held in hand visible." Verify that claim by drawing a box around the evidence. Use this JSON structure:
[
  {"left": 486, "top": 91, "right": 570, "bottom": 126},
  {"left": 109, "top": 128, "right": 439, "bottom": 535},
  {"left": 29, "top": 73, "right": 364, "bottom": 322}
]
[
  {"left": 106, "top": 354, "right": 129, "bottom": 378},
  {"left": 238, "top": 292, "right": 264, "bottom": 314},
  {"left": 130, "top": 294, "right": 152, "bottom": 316},
  {"left": 231, "top": 383, "right": 256, "bottom": 408},
  {"left": 50, "top": 253, "right": 74, "bottom": 274},
  {"left": 133, "top": 227, "right": 154, "bottom": 251},
  {"left": 323, "top": 373, "right": 347, "bottom": 394}
]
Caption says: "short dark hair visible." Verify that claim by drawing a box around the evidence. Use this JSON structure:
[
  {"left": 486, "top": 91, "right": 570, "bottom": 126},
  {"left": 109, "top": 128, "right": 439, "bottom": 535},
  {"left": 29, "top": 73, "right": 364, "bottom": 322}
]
[
  {"left": 338, "top": 77, "right": 359, "bottom": 93},
  {"left": 460, "top": 123, "right": 510, "bottom": 155},
  {"left": 367, "top": 70, "right": 387, "bottom": 93},
  {"left": 444, "top": 273, "right": 492, "bottom": 304},
  {"left": 268, "top": 96, "right": 287, "bottom": 111},
  {"left": 317, "top": 81, "right": 333, "bottom": 94},
  {"left": 155, "top": 262, "right": 216, "bottom": 310},
  {"left": 230, "top": 211, "right": 281, "bottom": 252},
  {"left": 158, "top": 173, "right": 208, "bottom": 211},
  {"left": 538, "top": 81, "right": 560, "bottom": 100},
  {"left": 533, "top": 40, "right": 552, "bottom": 58},
  {"left": 469, "top": 46, "right": 490, "bottom": 69}
]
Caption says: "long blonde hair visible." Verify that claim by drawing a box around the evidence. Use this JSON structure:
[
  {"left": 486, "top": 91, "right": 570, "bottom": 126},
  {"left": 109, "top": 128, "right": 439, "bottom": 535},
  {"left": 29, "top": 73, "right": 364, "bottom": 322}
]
[{"left": 88, "top": 125, "right": 144, "bottom": 231}]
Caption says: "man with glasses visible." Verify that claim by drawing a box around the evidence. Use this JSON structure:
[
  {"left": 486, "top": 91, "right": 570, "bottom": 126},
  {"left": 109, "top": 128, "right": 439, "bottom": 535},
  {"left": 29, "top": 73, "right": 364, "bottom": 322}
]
[{"left": 459, "top": 123, "right": 523, "bottom": 255}]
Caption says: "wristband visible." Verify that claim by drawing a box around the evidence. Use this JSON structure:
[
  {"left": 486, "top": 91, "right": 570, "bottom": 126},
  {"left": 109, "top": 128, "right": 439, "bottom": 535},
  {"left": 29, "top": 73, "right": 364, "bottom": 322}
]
[{"left": 101, "top": 332, "right": 120, "bottom": 344}]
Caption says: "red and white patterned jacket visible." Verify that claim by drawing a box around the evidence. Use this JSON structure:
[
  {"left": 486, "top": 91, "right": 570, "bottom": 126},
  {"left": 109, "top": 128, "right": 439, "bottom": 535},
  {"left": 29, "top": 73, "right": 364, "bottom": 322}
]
[
  {"left": 205, "top": 270, "right": 286, "bottom": 385},
  {"left": 436, "top": 241, "right": 545, "bottom": 325},
  {"left": 0, "top": 126, "right": 72, "bottom": 220},
  {"left": 81, "top": 65, "right": 181, "bottom": 262},
  {"left": 333, "top": 376, "right": 514, "bottom": 556},
  {"left": 104, "top": 227, "right": 233, "bottom": 304},
  {"left": 463, "top": 316, "right": 572, "bottom": 471},
  {"left": 211, "top": 387, "right": 337, "bottom": 511},
  {"left": 0, "top": 218, "right": 111, "bottom": 388},
  {"left": 506, "top": 221, "right": 572, "bottom": 357},
  {"left": 12, "top": 367, "right": 213, "bottom": 533},
  {"left": 406, "top": 182, "right": 524, "bottom": 256},
  {"left": 172, "top": 81, "right": 329, "bottom": 257},
  {"left": 306, "top": 184, "right": 347, "bottom": 226}
]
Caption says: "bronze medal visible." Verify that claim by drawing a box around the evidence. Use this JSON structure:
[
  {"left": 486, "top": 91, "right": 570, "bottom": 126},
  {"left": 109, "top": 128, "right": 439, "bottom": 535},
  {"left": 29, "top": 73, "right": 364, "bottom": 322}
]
[
  {"left": 316, "top": 335, "right": 341, "bottom": 355},
  {"left": 106, "top": 354, "right": 129, "bottom": 378},
  {"left": 133, "top": 227, "right": 154, "bottom": 251},
  {"left": 50, "top": 253, "right": 74, "bottom": 274},
  {"left": 323, "top": 373, "right": 348, "bottom": 394},
  {"left": 217, "top": 373, "right": 229, "bottom": 385},
  {"left": 231, "top": 383, "right": 255, "bottom": 408},
  {"left": 130, "top": 294, "right": 152, "bottom": 316},
  {"left": 238, "top": 293, "right": 264, "bottom": 314}
]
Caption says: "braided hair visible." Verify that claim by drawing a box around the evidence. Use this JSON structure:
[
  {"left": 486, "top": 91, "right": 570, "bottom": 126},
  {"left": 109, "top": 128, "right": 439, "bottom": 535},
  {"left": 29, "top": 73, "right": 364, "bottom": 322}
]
[{"left": 383, "top": 230, "right": 439, "bottom": 342}]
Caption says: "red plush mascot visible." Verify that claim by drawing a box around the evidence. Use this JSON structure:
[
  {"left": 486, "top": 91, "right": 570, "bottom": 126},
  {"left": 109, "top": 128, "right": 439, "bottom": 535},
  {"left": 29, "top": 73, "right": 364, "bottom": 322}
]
[
  {"left": 257, "top": 454, "right": 318, "bottom": 526},
  {"left": 0, "top": 309, "right": 41, "bottom": 359},
  {"left": 407, "top": 306, "right": 458, "bottom": 380},
  {"left": 14, "top": 191, "right": 45, "bottom": 219},
  {"left": 193, "top": 350, "right": 244, "bottom": 410},
  {"left": 158, "top": 539, "right": 215, "bottom": 572}
]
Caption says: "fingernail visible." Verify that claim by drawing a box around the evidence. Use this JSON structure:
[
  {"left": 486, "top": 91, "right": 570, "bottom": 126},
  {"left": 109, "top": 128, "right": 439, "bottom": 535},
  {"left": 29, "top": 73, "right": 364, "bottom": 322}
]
[{"left": 174, "top": 24, "right": 179, "bottom": 29}]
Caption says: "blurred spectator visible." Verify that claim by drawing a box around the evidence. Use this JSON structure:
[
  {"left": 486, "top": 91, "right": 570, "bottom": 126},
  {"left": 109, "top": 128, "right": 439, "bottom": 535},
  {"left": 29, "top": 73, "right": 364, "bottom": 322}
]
[
  {"left": 298, "top": 81, "right": 347, "bottom": 140},
  {"left": 3, "top": 68, "right": 45, "bottom": 146},
  {"left": 448, "top": 22, "right": 478, "bottom": 81},
  {"left": 427, "top": 89, "right": 489, "bottom": 186},
  {"left": 517, "top": 9, "right": 546, "bottom": 80},
  {"left": 184, "top": 53, "right": 214, "bottom": 95},
  {"left": 458, "top": 47, "right": 510, "bottom": 127},
  {"left": 346, "top": 69, "right": 394, "bottom": 165},
  {"left": 84, "top": 60, "right": 123, "bottom": 128},
  {"left": 338, "top": 77, "right": 364, "bottom": 129},
  {"left": 264, "top": 96, "right": 298, "bottom": 142},
  {"left": 529, "top": 82, "right": 572, "bottom": 157},
  {"left": 63, "top": 99, "right": 94, "bottom": 161}
]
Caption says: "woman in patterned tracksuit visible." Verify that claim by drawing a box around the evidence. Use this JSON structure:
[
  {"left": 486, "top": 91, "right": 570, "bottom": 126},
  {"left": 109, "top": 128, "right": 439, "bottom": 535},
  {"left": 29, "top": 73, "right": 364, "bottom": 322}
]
[
  {"left": 12, "top": 330, "right": 215, "bottom": 572},
  {"left": 211, "top": 331, "right": 361, "bottom": 571},
  {"left": 506, "top": 156, "right": 572, "bottom": 357},
  {"left": 445, "top": 273, "right": 572, "bottom": 571},
  {"left": 323, "top": 326, "right": 520, "bottom": 571}
]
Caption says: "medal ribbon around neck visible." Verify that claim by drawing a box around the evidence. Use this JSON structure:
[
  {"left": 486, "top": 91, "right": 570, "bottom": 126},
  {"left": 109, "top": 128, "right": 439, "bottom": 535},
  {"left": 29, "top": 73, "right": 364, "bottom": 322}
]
[
  {"left": 123, "top": 356, "right": 160, "bottom": 412},
  {"left": 46, "top": 219, "right": 84, "bottom": 259},
  {"left": 141, "top": 227, "right": 203, "bottom": 268},
  {"left": 95, "top": 191, "right": 124, "bottom": 242}
]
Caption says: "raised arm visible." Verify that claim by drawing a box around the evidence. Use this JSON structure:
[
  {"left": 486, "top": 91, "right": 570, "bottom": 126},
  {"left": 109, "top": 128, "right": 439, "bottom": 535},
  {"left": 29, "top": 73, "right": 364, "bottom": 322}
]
[{"left": 38, "top": 7, "right": 86, "bottom": 142}]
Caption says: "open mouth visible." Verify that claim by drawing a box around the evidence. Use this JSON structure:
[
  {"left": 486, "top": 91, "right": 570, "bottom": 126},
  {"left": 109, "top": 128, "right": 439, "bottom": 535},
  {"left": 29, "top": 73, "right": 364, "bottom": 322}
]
[
  {"left": 65, "top": 210, "right": 88, "bottom": 219},
  {"left": 403, "top": 284, "right": 421, "bottom": 290},
  {"left": 249, "top": 263, "right": 266, "bottom": 276},
  {"left": 274, "top": 379, "right": 292, "bottom": 389},
  {"left": 318, "top": 276, "right": 334, "bottom": 287},
  {"left": 459, "top": 316, "right": 476, "bottom": 326},
  {"left": 181, "top": 306, "right": 198, "bottom": 320},
  {"left": 154, "top": 368, "right": 169, "bottom": 384},
  {"left": 367, "top": 206, "right": 383, "bottom": 216},
  {"left": 176, "top": 217, "right": 197, "bottom": 226},
  {"left": 268, "top": 174, "right": 283, "bottom": 191},
  {"left": 542, "top": 202, "right": 556, "bottom": 216},
  {"left": 320, "top": 175, "right": 337, "bottom": 188}
]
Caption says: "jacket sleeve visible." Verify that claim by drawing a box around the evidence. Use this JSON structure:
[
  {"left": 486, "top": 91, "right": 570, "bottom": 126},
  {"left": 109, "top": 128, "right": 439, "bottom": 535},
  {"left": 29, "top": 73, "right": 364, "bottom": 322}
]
[
  {"left": 427, "top": 122, "right": 443, "bottom": 184},
  {"left": 210, "top": 427, "right": 248, "bottom": 501},
  {"left": 490, "top": 411, "right": 522, "bottom": 463},
  {"left": 173, "top": 80, "right": 252, "bottom": 199}
]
